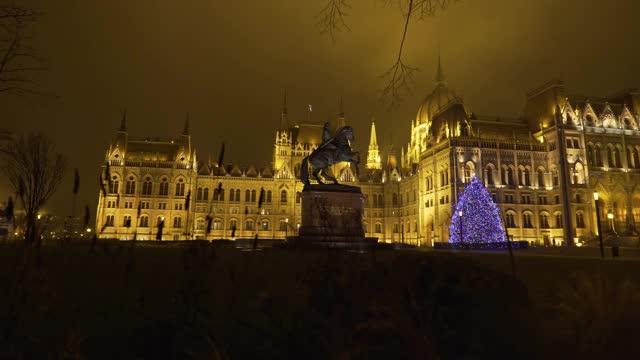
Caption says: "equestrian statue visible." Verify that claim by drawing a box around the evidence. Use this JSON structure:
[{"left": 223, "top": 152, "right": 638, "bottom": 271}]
[{"left": 300, "top": 122, "right": 360, "bottom": 185}]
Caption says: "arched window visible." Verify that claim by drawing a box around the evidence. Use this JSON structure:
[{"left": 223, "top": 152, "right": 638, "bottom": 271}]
[
  {"left": 214, "top": 188, "right": 225, "bottom": 201},
  {"left": 109, "top": 176, "right": 119, "bottom": 194},
  {"left": 574, "top": 162, "right": 585, "bottom": 184},
  {"left": 125, "top": 176, "right": 136, "bottom": 194},
  {"left": 175, "top": 178, "right": 185, "bottom": 196},
  {"left": 587, "top": 144, "right": 594, "bottom": 165},
  {"left": 537, "top": 168, "right": 545, "bottom": 187},
  {"left": 203, "top": 188, "right": 209, "bottom": 201},
  {"left": 245, "top": 189, "right": 251, "bottom": 202},
  {"left": 279, "top": 220, "right": 288, "bottom": 231},
  {"left": 505, "top": 212, "right": 516, "bottom": 228},
  {"left": 139, "top": 216, "right": 149, "bottom": 227},
  {"left": 281, "top": 189, "right": 287, "bottom": 203},
  {"left": 486, "top": 165, "right": 495, "bottom": 186},
  {"left": 196, "top": 218, "right": 205, "bottom": 230},
  {"left": 245, "top": 219, "right": 254, "bottom": 230},
  {"left": 539, "top": 213, "right": 550, "bottom": 228},
  {"left": 105, "top": 215, "right": 114, "bottom": 227},
  {"left": 142, "top": 177, "right": 152, "bottom": 195},
  {"left": 373, "top": 194, "right": 378, "bottom": 206},
  {"left": 520, "top": 167, "right": 531, "bottom": 186},
  {"left": 213, "top": 219, "right": 222, "bottom": 230},
  {"left": 251, "top": 189, "right": 256, "bottom": 202},
  {"left": 122, "top": 215, "right": 132, "bottom": 227},
  {"left": 614, "top": 146, "right": 622, "bottom": 168},
  {"left": 266, "top": 190, "right": 272, "bottom": 203},
  {"left": 594, "top": 145, "right": 603, "bottom": 166},
  {"left": 555, "top": 212, "right": 563, "bottom": 228},
  {"left": 576, "top": 212, "right": 585, "bottom": 228},
  {"left": 173, "top": 217, "right": 182, "bottom": 228},
  {"left": 261, "top": 220, "right": 269, "bottom": 231},
  {"left": 296, "top": 192, "right": 301, "bottom": 203},
  {"left": 159, "top": 178, "right": 169, "bottom": 195},
  {"left": 235, "top": 188, "right": 240, "bottom": 202},
  {"left": 522, "top": 213, "right": 533, "bottom": 228},
  {"left": 607, "top": 146, "right": 615, "bottom": 167},
  {"left": 197, "top": 187, "right": 203, "bottom": 200},
  {"left": 229, "top": 219, "right": 237, "bottom": 230},
  {"left": 464, "top": 162, "right": 474, "bottom": 183},
  {"left": 375, "top": 223, "right": 382, "bottom": 233},
  {"left": 633, "top": 147, "right": 640, "bottom": 169},
  {"left": 229, "top": 189, "right": 235, "bottom": 202},
  {"left": 551, "top": 169, "right": 559, "bottom": 186}
]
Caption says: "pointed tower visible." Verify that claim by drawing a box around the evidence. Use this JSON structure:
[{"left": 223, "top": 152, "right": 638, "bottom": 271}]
[
  {"left": 435, "top": 55, "right": 446, "bottom": 86},
  {"left": 180, "top": 113, "right": 192, "bottom": 160},
  {"left": 115, "top": 109, "right": 128, "bottom": 153},
  {"left": 366, "top": 121, "right": 382, "bottom": 169},
  {"left": 280, "top": 90, "right": 289, "bottom": 130},
  {"left": 332, "top": 96, "right": 346, "bottom": 131}
]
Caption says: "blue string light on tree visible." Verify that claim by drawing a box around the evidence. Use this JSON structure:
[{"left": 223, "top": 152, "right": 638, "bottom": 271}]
[{"left": 449, "top": 175, "right": 505, "bottom": 244}]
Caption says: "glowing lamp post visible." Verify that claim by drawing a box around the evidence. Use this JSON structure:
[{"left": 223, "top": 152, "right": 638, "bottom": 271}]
[
  {"left": 458, "top": 210, "right": 463, "bottom": 243},
  {"left": 593, "top": 192, "right": 604, "bottom": 259},
  {"left": 607, "top": 212, "right": 615, "bottom": 233},
  {"left": 285, "top": 218, "right": 289, "bottom": 239}
]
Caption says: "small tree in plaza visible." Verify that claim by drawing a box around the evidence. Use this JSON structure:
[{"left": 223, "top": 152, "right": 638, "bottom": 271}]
[{"left": 449, "top": 176, "right": 505, "bottom": 243}]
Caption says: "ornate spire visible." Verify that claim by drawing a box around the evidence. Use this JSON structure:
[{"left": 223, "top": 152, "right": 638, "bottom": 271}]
[
  {"left": 435, "top": 55, "right": 446, "bottom": 85},
  {"left": 119, "top": 109, "right": 127, "bottom": 132},
  {"left": 280, "top": 90, "right": 288, "bottom": 129},
  {"left": 366, "top": 121, "right": 382, "bottom": 170},
  {"left": 183, "top": 113, "right": 190, "bottom": 135}
]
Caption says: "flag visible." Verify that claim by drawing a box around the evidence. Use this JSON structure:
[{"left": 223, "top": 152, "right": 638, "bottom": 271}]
[
  {"left": 104, "top": 161, "right": 111, "bottom": 186},
  {"left": 258, "top": 187, "right": 265, "bottom": 208},
  {"left": 206, "top": 215, "right": 212, "bottom": 234},
  {"left": 84, "top": 205, "right": 90, "bottom": 227},
  {"left": 217, "top": 142, "right": 225, "bottom": 167},
  {"left": 98, "top": 174, "right": 106, "bottom": 197},
  {"left": 73, "top": 168, "right": 80, "bottom": 195},
  {"left": 5, "top": 197, "right": 14, "bottom": 221}
]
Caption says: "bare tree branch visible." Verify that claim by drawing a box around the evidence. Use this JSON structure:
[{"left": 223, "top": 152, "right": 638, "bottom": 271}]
[
  {"left": 0, "top": 3, "right": 42, "bottom": 95},
  {"left": 1, "top": 133, "right": 67, "bottom": 244},
  {"left": 316, "top": 0, "right": 351, "bottom": 41},
  {"left": 378, "top": 0, "right": 458, "bottom": 109}
]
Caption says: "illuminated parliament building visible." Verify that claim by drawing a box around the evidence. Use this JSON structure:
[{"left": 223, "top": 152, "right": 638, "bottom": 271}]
[{"left": 96, "top": 62, "right": 640, "bottom": 246}]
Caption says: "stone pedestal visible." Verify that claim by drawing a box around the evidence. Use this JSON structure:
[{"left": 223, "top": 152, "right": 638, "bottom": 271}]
[{"left": 289, "top": 183, "right": 378, "bottom": 247}]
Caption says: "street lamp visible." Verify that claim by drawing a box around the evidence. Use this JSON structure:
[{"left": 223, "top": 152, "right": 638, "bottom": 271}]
[
  {"left": 285, "top": 218, "right": 289, "bottom": 239},
  {"left": 593, "top": 192, "right": 604, "bottom": 259},
  {"left": 458, "top": 210, "right": 463, "bottom": 243}
]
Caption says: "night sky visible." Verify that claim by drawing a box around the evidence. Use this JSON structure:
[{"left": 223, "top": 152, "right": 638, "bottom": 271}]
[{"left": 2, "top": 0, "right": 640, "bottom": 214}]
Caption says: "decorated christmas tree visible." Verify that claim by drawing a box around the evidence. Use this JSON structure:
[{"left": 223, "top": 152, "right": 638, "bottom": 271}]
[{"left": 449, "top": 176, "right": 505, "bottom": 243}]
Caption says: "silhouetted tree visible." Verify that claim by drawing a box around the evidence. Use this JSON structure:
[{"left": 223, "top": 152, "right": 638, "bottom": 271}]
[
  {"left": 0, "top": 132, "right": 66, "bottom": 244},
  {"left": 0, "top": 3, "right": 43, "bottom": 95},
  {"left": 317, "top": 0, "right": 459, "bottom": 109}
]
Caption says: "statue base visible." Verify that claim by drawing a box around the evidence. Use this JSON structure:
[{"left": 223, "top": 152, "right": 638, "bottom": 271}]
[{"left": 286, "top": 184, "right": 379, "bottom": 248}]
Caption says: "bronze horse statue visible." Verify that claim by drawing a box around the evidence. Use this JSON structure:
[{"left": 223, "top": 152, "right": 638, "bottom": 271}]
[{"left": 300, "top": 122, "right": 360, "bottom": 185}]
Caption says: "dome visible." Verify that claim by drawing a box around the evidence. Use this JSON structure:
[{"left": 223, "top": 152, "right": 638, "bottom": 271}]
[
  {"left": 415, "top": 83, "right": 459, "bottom": 125},
  {"left": 415, "top": 57, "right": 461, "bottom": 126}
]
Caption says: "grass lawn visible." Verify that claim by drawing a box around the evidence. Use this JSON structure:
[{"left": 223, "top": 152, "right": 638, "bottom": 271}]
[{"left": 0, "top": 240, "right": 638, "bottom": 359}]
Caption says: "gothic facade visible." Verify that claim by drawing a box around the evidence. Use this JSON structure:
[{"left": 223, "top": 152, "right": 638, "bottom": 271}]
[{"left": 96, "top": 64, "right": 640, "bottom": 246}]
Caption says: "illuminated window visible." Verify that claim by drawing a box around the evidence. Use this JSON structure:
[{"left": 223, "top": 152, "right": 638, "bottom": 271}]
[
  {"left": 173, "top": 217, "right": 181, "bottom": 228},
  {"left": 261, "top": 221, "right": 269, "bottom": 231},
  {"left": 139, "top": 216, "right": 149, "bottom": 227},
  {"left": 142, "top": 177, "right": 152, "bottom": 195},
  {"left": 105, "top": 215, "right": 114, "bottom": 227},
  {"left": 175, "top": 178, "right": 185, "bottom": 196},
  {"left": 245, "top": 220, "right": 254, "bottom": 230},
  {"left": 109, "top": 177, "right": 120, "bottom": 194},
  {"left": 375, "top": 223, "right": 382, "bottom": 233},
  {"left": 123, "top": 215, "right": 132, "bottom": 227},
  {"left": 125, "top": 176, "right": 136, "bottom": 195},
  {"left": 196, "top": 218, "right": 205, "bottom": 230},
  {"left": 159, "top": 178, "right": 169, "bottom": 195}
]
